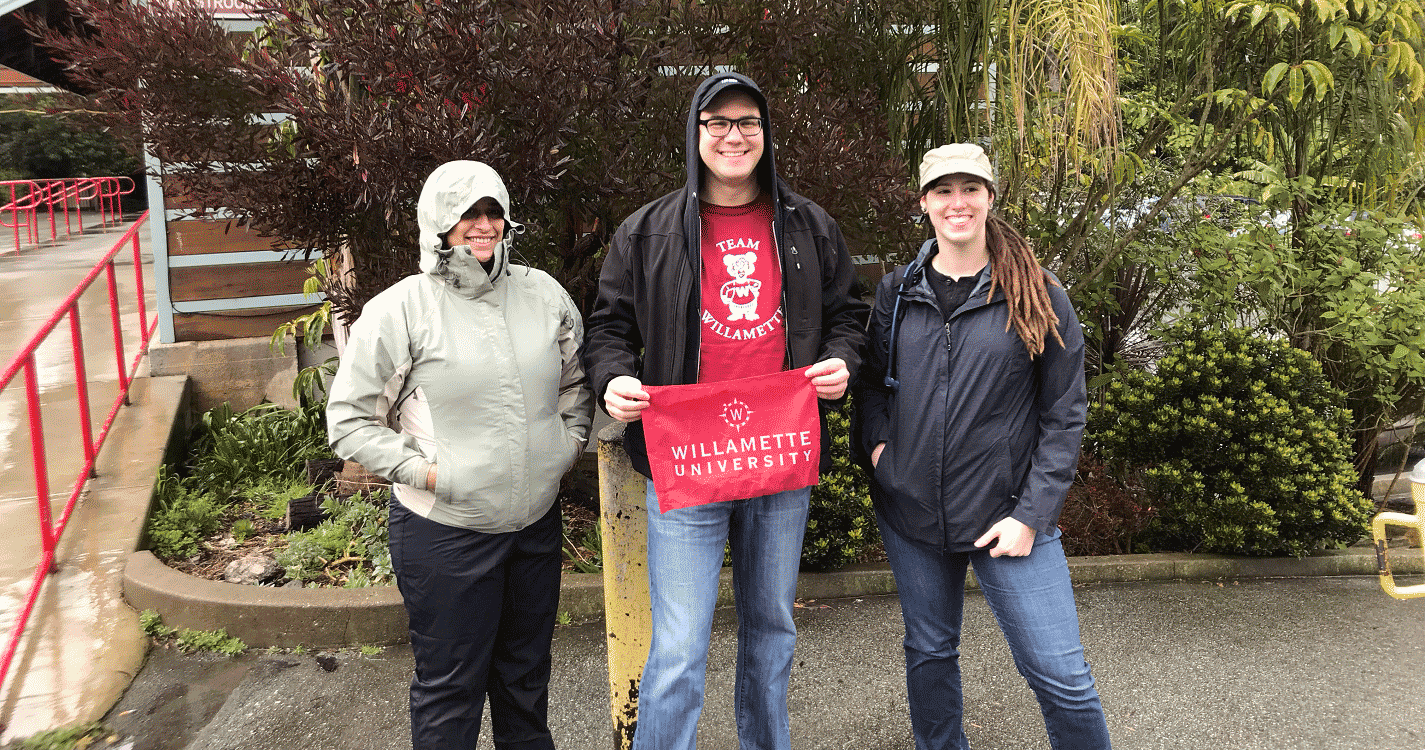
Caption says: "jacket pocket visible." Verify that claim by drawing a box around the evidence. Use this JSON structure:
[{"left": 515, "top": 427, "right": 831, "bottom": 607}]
[
  {"left": 434, "top": 439, "right": 504, "bottom": 509},
  {"left": 872, "top": 439, "right": 895, "bottom": 489},
  {"left": 561, "top": 428, "right": 583, "bottom": 474}
]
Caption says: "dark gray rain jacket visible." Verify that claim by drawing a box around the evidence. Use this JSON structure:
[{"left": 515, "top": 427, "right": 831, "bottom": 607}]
[{"left": 853, "top": 238, "right": 1086, "bottom": 552}]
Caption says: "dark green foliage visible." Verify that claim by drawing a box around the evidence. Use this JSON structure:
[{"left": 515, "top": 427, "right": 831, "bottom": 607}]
[
  {"left": 146, "top": 466, "right": 224, "bottom": 560},
  {"left": 0, "top": 94, "right": 139, "bottom": 180},
  {"left": 1089, "top": 324, "right": 1372, "bottom": 556},
  {"left": 803, "top": 403, "right": 879, "bottom": 571},
  {"left": 145, "top": 401, "right": 335, "bottom": 563},
  {"left": 186, "top": 402, "right": 330, "bottom": 501}
]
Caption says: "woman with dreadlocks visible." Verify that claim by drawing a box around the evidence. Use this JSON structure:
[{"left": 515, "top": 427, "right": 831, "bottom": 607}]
[{"left": 853, "top": 144, "right": 1111, "bottom": 749}]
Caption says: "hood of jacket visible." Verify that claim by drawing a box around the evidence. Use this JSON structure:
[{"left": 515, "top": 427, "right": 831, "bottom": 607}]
[
  {"left": 684, "top": 72, "right": 778, "bottom": 201},
  {"left": 681, "top": 74, "right": 785, "bottom": 253},
  {"left": 416, "top": 160, "right": 524, "bottom": 298}
]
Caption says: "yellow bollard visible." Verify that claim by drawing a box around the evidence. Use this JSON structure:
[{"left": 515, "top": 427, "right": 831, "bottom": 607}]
[
  {"left": 1371, "top": 458, "right": 1425, "bottom": 599},
  {"left": 597, "top": 422, "right": 653, "bottom": 749}
]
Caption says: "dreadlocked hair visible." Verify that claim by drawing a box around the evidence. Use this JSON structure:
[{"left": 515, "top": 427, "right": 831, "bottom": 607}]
[{"left": 984, "top": 214, "right": 1064, "bottom": 357}]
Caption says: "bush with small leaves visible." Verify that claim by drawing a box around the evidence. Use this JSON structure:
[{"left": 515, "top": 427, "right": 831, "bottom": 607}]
[
  {"left": 803, "top": 403, "right": 879, "bottom": 571},
  {"left": 1089, "top": 324, "right": 1372, "bottom": 556}
]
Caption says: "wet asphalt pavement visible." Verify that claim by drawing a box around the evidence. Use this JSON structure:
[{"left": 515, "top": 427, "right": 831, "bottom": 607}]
[{"left": 95, "top": 575, "right": 1424, "bottom": 750}]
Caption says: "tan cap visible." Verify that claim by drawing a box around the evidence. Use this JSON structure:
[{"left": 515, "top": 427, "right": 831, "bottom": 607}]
[{"left": 918, "top": 143, "right": 995, "bottom": 192}]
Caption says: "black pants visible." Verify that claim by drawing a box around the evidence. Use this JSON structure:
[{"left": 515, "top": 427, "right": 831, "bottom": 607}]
[{"left": 389, "top": 498, "right": 562, "bottom": 750}]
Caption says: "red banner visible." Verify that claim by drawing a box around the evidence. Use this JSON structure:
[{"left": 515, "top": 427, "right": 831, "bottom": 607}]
[{"left": 643, "top": 367, "right": 820, "bottom": 512}]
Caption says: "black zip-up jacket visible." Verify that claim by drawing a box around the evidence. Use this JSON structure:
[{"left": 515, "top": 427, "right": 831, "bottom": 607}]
[
  {"left": 853, "top": 239, "right": 1086, "bottom": 552},
  {"left": 580, "top": 73, "right": 868, "bottom": 477}
]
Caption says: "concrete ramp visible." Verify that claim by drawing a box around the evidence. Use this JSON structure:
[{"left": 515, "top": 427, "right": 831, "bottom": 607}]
[{"left": 0, "top": 374, "right": 188, "bottom": 743}]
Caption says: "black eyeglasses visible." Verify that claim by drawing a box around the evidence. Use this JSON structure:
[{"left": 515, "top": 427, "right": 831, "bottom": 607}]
[{"left": 698, "top": 116, "right": 764, "bottom": 137}]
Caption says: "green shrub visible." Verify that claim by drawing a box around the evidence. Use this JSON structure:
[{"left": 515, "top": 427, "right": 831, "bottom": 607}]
[
  {"left": 803, "top": 402, "right": 879, "bottom": 571},
  {"left": 276, "top": 491, "right": 393, "bottom": 587},
  {"left": 1089, "top": 324, "right": 1372, "bottom": 556},
  {"left": 144, "top": 401, "right": 334, "bottom": 561},
  {"left": 186, "top": 401, "right": 332, "bottom": 501},
  {"left": 146, "top": 466, "right": 224, "bottom": 560}
]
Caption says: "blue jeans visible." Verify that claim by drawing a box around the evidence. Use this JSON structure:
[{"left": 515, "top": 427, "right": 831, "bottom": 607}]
[
  {"left": 632, "top": 482, "right": 811, "bottom": 750},
  {"left": 878, "top": 517, "right": 1111, "bottom": 750}
]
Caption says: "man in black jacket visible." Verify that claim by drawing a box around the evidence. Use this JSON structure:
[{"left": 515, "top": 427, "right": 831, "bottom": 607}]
[{"left": 580, "top": 73, "right": 867, "bottom": 750}]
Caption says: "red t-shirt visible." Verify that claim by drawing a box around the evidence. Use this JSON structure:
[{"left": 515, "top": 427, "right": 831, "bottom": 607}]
[{"left": 697, "top": 195, "right": 786, "bottom": 383}]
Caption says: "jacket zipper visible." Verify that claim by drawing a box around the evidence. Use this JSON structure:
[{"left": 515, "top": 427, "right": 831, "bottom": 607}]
[
  {"left": 690, "top": 191, "right": 701, "bottom": 380},
  {"left": 900, "top": 275, "right": 953, "bottom": 552},
  {"left": 938, "top": 304, "right": 954, "bottom": 552}
]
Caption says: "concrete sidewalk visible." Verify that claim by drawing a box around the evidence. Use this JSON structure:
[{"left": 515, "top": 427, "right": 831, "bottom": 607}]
[
  {"left": 0, "top": 218, "right": 169, "bottom": 744},
  {"left": 97, "top": 575, "right": 1425, "bottom": 750}
]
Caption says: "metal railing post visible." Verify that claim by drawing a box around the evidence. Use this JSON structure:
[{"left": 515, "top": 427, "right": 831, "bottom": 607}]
[
  {"left": 6, "top": 183, "right": 17, "bottom": 252},
  {"left": 23, "top": 357, "right": 56, "bottom": 560},
  {"left": 597, "top": 422, "right": 652, "bottom": 750},
  {"left": 132, "top": 229, "right": 148, "bottom": 333},
  {"left": 1372, "top": 458, "right": 1425, "bottom": 599},
  {"left": 69, "top": 307, "right": 98, "bottom": 477},
  {"left": 105, "top": 262, "right": 130, "bottom": 401}
]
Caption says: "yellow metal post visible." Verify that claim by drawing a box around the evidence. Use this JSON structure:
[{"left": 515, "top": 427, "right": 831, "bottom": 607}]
[
  {"left": 1372, "top": 458, "right": 1425, "bottom": 599},
  {"left": 597, "top": 422, "right": 652, "bottom": 749}
]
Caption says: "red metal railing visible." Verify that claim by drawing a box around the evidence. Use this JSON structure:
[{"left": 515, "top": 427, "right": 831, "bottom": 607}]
[
  {"left": 0, "top": 212, "right": 156, "bottom": 696},
  {"left": 1, "top": 177, "right": 137, "bottom": 255}
]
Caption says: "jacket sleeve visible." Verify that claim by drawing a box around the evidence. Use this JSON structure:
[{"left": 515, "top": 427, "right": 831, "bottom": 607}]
[
  {"left": 579, "top": 220, "right": 643, "bottom": 414},
  {"left": 325, "top": 303, "right": 433, "bottom": 489},
  {"left": 815, "top": 218, "right": 871, "bottom": 387},
  {"left": 556, "top": 284, "right": 595, "bottom": 447},
  {"left": 850, "top": 274, "right": 896, "bottom": 468},
  {"left": 1009, "top": 283, "right": 1087, "bottom": 535}
]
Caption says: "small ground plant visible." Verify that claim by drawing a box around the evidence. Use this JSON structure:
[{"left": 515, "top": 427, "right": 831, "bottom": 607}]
[
  {"left": 276, "top": 491, "right": 393, "bottom": 587},
  {"left": 139, "top": 609, "right": 247, "bottom": 656},
  {"left": 6, "top": 722, "right": 112, "bottom": 750},
  {"left": 143, "top": 400, "right": 349, "bottom": 582},
  {"left": 186, "top": 401, "right": 331, "bottom": 501},
  {"left": 1089, "top": 323, "right": 1372, "bottom": 556}
]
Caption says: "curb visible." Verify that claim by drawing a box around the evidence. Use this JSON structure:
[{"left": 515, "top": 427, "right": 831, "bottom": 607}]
[{"left": 123, "top": 545, "right": 1422, "bottom": 649}]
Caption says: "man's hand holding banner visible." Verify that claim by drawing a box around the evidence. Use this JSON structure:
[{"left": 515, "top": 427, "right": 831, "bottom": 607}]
[{"left": 642, "top": 367, "right": 821, "bottom": 512}]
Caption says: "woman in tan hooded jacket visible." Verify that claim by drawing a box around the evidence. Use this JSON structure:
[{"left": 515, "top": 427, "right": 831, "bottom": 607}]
[{"left": 327, "top": 160, "right": 592, "bottom": 749}]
